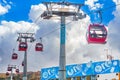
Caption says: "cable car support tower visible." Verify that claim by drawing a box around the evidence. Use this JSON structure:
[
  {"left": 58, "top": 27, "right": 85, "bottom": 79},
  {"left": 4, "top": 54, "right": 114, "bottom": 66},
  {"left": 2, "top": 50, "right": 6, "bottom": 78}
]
[
  {"left": 17, "top": 33, "right": 35, "bottom": 80},
  {"left": 41, "top": 1, "right": 86, "bottom": 80}
]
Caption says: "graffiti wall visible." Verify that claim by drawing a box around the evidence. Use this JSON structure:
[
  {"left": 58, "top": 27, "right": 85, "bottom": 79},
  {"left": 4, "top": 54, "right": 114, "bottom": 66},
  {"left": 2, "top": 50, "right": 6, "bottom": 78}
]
[{"left": 41, "top": 60, "right": 120, "bottom": 80}]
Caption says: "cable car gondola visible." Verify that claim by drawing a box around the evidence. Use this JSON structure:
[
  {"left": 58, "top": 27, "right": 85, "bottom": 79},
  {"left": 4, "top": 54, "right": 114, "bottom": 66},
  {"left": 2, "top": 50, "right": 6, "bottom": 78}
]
[
  {"left": 16, "top": 69, "right": 19, "bottom": 73},
  {"left": 19, "top": 42, "right": 28, "bottom": 51},
  {"left": 7, "top": 66, "right": 12, "bottom": 71},
  {"left": 6, "top": 72, "right": 9, "bottom": 76},
  {"left": 86, "top": 24, "right": 107, "bottom": 44},
  {"left": 12, "top": 53, "right": 18, "bottom": 60},
  {"left": 35, "top": 38, "right": 43, "bottom": 51},
  {"left": 35, "top": 43, "right": 43, "bottom": 51}
]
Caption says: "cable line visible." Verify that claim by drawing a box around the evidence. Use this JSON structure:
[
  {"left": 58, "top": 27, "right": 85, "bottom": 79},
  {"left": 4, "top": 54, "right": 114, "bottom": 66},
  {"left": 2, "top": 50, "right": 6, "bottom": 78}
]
[
  {"left": 13, "top": 2, "right": 120, "bottom": 53},
  {"left": 87, "top": 3, "right": 120, "bottom": 15},
  {"left": 100, "top": 3, "right": 120, "bottom": 12},
  {"left": 27, "top": 21, "right": 74, "bottom": 53},
  {"left": 26, "top": 15, "right": 44, "bottom": 33}
]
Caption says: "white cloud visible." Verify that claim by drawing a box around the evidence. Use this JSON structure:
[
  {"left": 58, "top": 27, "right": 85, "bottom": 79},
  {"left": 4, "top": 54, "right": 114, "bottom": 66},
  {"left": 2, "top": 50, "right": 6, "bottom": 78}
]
[
  {"left": 0, "top": 2, "right": 120, "bottom": 76},
  {"left": 0, "top": 20, "right": 39, "bottom": 72},
  {"left": 0, "top": 4, "right": 11, "bottom": 15},
  {"left": 26, "top": 3, "right": 120, "bottom": 80},
  {"left": 0, "top": 0, "right": 12, "bottom": 15},
  {"left": 108, "top": 1, "right": 120, "bottom": 54},
  {"left": 27, "top": 3, "right": 110, "bottom": 70},
  {"left": 30, "top": 2, "right": 120, "bottom": 65},
  {"left": 0, "top": 21, "right": 39, "bottom": 35},
  {"left": 85, "top": 0, "right": 98, "bottom": 7},
  {"left": 29, "top": 4, "right": 46, "bottom": 23},
  {"left": 85, "top": 0, "right": 103, "bottom": 10},
  {"left": 113, "top": 0, "right": 120, "bottom": 4}
]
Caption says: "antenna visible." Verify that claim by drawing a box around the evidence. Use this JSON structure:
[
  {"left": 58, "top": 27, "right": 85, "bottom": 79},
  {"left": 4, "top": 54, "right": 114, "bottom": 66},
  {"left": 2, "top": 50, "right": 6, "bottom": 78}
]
[{"left": 104, "top": 49, "right": 113, "bottom": 60}]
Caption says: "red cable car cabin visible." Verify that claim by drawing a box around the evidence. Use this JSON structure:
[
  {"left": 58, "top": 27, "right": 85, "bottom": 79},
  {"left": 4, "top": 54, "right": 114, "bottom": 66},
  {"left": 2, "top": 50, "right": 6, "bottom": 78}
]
[
  {"left": 86, "top": 24, "right": 107, "bottom": 44},
  {"left": 35, "top": 43, "right": 43, "bottom": 51},
  {"left": 12, "top": 53, "right": 18, "bottom": 60},
  {"left": 16, "top": 69, "right": 19, "bottom": 73},
  {"left": 7, "top": 66, "right": 12, "bottom": 71},
  {"left": 6, "top": 72, "right": 9, "bottom": 76},
  {"left": 19, "top": 42, "right": 27, "bottom": 51}
]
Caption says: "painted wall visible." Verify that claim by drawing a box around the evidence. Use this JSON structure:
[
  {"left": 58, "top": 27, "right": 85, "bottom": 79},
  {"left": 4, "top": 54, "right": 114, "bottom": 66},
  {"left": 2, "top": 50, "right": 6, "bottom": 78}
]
[{"left": 41, "top": 60, "right": 120, "bottom": 80}]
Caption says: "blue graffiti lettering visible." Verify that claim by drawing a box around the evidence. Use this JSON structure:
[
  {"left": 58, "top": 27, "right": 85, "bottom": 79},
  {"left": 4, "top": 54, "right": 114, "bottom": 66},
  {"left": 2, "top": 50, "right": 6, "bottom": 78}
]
[{"left": 67, "top": 65, "right": 82, "bottom": 76}]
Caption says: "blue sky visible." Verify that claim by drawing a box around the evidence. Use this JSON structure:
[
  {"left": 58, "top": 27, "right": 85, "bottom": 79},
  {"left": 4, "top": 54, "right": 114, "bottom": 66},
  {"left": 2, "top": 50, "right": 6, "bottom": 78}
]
[
  {"left": 0, "top": 0, "right": 41, "bottom": 21},
  {"left": 84, "top": 0, "right": 116, "bottom": 25},
  {"left": 0, "top": 0, "right": 116, "bottom": 25},
  {"left": 0, "top": 0, "right": 120, "bottom": 79}
]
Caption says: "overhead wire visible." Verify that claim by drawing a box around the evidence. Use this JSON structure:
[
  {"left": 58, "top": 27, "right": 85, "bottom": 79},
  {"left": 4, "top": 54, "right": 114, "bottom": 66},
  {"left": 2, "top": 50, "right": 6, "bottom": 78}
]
[
  {"left": 5, "top": 1, "right": 120, "bottom": 53},
  {"left": 100, "top": 3, "right": 120, "bottom": 12},
  {"left": 86, "top": 3, "right": 120, "bottom": 15},
  {"left": 86, "top": 3, "right": 120, "bottom": 23},
  {"left": 12, "top": 1, "right": 120, "bottom": 58},
  {"left": 13, "top": 14, "right": 45, "bottom": 52},
  {"left": 13, "top": 13, "right": 44, "bottom": 50},
  {"left": 0, "top": 0, "right": 117, "bottom": 73},
  {"left": 1, "top": 0, "right": 119, "bottom": 54},
  {"left": 8, "top": 15, "right": 45, "bottom": 71},
  {"left": 38, "top": 3, "right": 120, "bottom": 38},
  {"left": 27, "top": 20, "right": 74, "bottom": 54},
  {"left": 26, "top": 15, "right": 44, "bottom": 33},
  {"left": 26, "top": 2, "right": 120, "bottom": 53},
  {"left": 40, "top": 21, "right": 74, "bottom": 38},
  {"left": 6, "top": 1, "right": 120, "bottom": 72}
]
